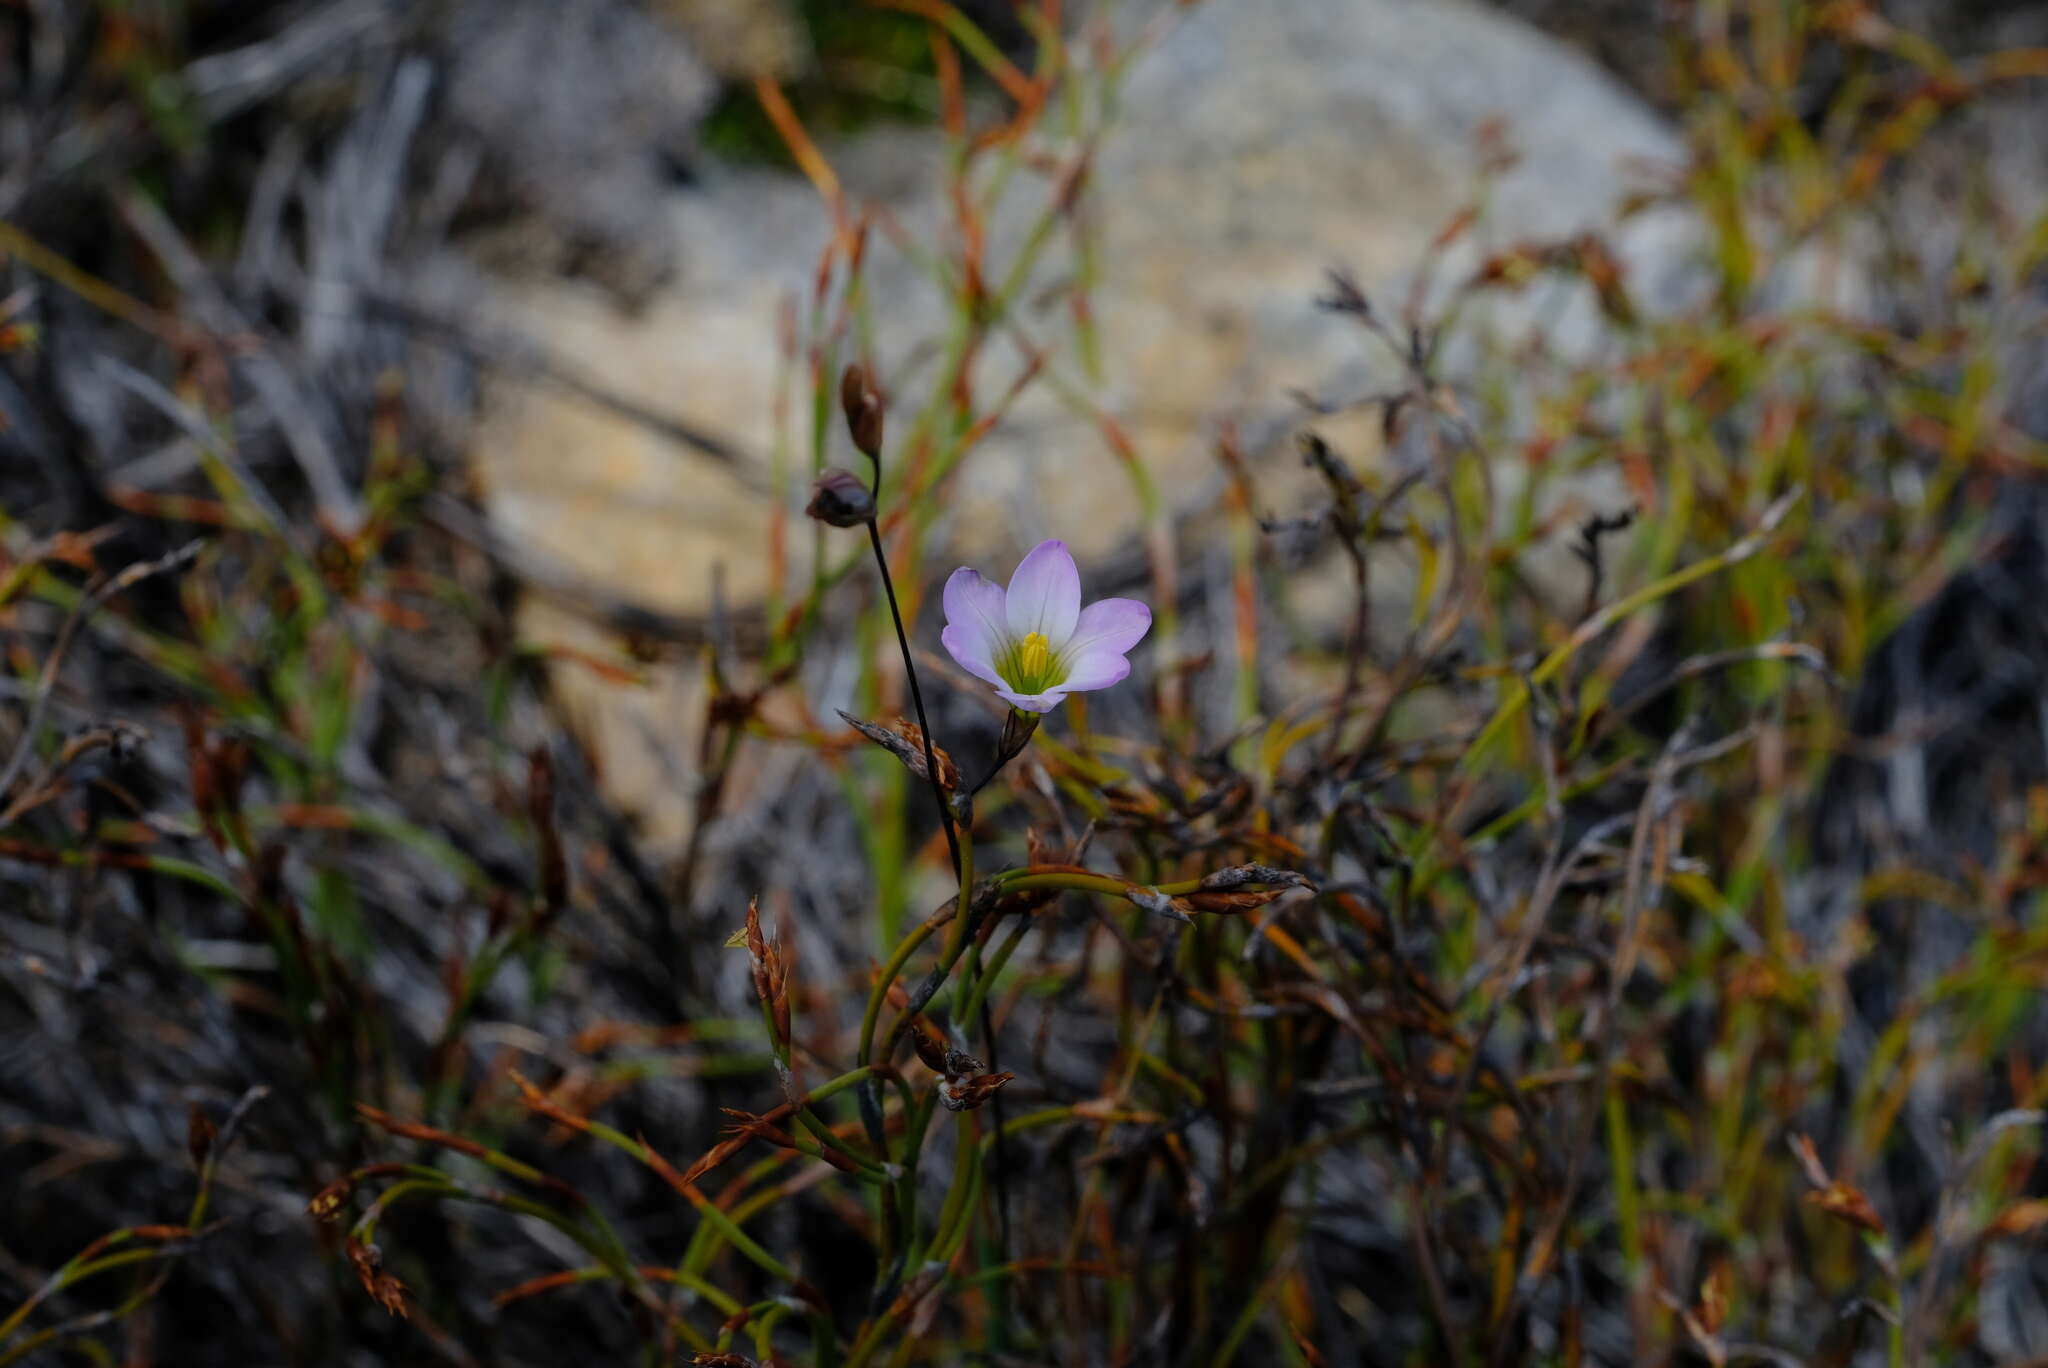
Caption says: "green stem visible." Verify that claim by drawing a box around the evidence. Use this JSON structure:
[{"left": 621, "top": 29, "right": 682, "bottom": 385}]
[{"left": 859, "top": 919, "right": 942, "bottom": 1070}]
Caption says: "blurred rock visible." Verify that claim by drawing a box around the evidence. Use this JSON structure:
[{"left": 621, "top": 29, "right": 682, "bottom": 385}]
[
  {"left": 439, "top": 0, "right": 719, "bottom": 303},
  {"left": 471, "top": 0, "right": 1693, "bottom": 843},
  {"left": 658, "top": 0, "right": 809, "bottom": 79}
]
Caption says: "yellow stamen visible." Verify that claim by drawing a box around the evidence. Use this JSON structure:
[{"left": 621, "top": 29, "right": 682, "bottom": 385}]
[{"left": 1017, "top": 631, "right": 1052, "bottom": 685}]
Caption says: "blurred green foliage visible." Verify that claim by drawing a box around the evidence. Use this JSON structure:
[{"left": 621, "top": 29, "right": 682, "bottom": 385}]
[{"left": 701, "top": 3, "right": 944, "bottom": 162}]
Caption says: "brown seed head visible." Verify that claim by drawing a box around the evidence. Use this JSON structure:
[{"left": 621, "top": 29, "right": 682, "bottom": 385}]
[
  {"left": 370, "top": 1272, "right": 411, "bottom": 1318},
  {"left": 307, "top": 1176, "right": 353, "bottom": 1221}
]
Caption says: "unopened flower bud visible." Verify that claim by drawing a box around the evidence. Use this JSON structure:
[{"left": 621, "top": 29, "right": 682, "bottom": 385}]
[
  {"left": 910, "top": 1019, "right": 950, "bottom": 1074},
  {"left": 806, "top": 468, "right": 876, "bottom": 528},
  {"left": 840, "top": 363, "right": 884, "bottom": 460},
  {"left": 188, "top": 1103, "right": 217, "bottom": 1170}
]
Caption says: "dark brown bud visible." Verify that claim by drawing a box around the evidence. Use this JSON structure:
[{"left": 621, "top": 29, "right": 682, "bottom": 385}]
[
  {"left": 485, "top": 886, "right": 517, "bottom": 939},
  {"left": 187, "top": 1103, "right": 217, "bottom": 1170},
  {"left": 806, "top": 468, "right": 876, "bottom": 528},
  {"left": 910, "top": 1018, "right": 949, "bottom": 1075},
  {"left": 840, "top": 363, "right": 884, "bottom": 459},
  {"left": 743, "top": 899, "right": 772, "bottom": 1014}
]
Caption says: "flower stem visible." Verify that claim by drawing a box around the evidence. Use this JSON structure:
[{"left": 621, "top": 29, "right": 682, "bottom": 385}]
[{"left": 864, "top": 517, "right": 961, "bottom": 881}]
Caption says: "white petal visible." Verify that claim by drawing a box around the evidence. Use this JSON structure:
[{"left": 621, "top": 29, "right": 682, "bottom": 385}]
[
  {"left": 994, "top": 685, "right": 1069, "bottom": 714},
  {"left": 1063, "top": 597, "right": 1150, "bottom": 661},
  {"left": 1004, "top": 540, "right": 1081, "bottom": 645},
  {"left": 942, "top": 567, "right": 1010, "bottom": 686},
  {"left": 1057, "top": 649, "right": 1131, "bottom": 693}
]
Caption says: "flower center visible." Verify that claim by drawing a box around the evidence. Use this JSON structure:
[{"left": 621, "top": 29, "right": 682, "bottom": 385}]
[{"left": 1003, "top": 631, "right": 1062, "bottom": 694}]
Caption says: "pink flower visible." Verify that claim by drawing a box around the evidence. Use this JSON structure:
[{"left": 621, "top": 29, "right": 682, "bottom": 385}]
[{"left": 940, "top": 540, "right": 1151, "bottom": 714}]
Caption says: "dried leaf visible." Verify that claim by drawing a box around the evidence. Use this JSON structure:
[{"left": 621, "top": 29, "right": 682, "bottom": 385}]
[
  {"left": 1196, "top": 864, "right": 1315, "bottom": 892},
  {"left": 343, "top": 1236, "right": 381, "bottom": 1300},
  {"left": 938, "top": 1071, "right": 1015, "bottom": 1112},
  {"left": 839, "top": 711, "right": 959, "bottom": 791},
  {"left": 1182, "top": 888, "right": 1288, "bottom": 915},
  {"left": 1126, "top": 885, "right": 1193, "bottom": 923},
  {"left": 1788, "top": 1132, "right": 1831, "bottom": 1189},
  {"left": 1806, "top": 1181, "right": 1884, "bottom": 1236},
  {"left": 355, "top": 1103, "right": 488, "bottom": 1160},
  {"left": 1696, "top": 1259, "right": 1731, "bottom": 1335},
  {"left": 1989, "top": 1199, "right": 2048, "bottom": 1238}
]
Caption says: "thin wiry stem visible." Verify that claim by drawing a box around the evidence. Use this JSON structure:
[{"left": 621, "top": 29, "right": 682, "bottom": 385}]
[
  {"left": 0, "top": 540, "right": 203, "bottom": 807},
  {"left": 863, "top": 516, "right": 961, "bottom": 881}
]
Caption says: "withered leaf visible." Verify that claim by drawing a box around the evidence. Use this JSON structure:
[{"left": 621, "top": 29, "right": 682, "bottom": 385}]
[
  {"left": 938, "top": 1070, "right": 1015, "bottom": 1112},
  {"left": 839, "top": 711, "right": 959, "bottom": 791},
  {"left": 1197, "top": 864, "right": 1316, "bottom": 892},
  {"left": 1127, "top": 885, "right": 1193, "bottom": 923},
  {"left": 1182, "top": 889, "right": 1289, "bottom": 915},
  {"left": 370, "top": 1272, "right": 411, "bottom": 1318},
  {"left": 1806, "top": 1181, "right": 1884, "bottom": 1236},
  {"left": 1989, "top": 1199, "right": 2048, "bottom": 1238}
]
